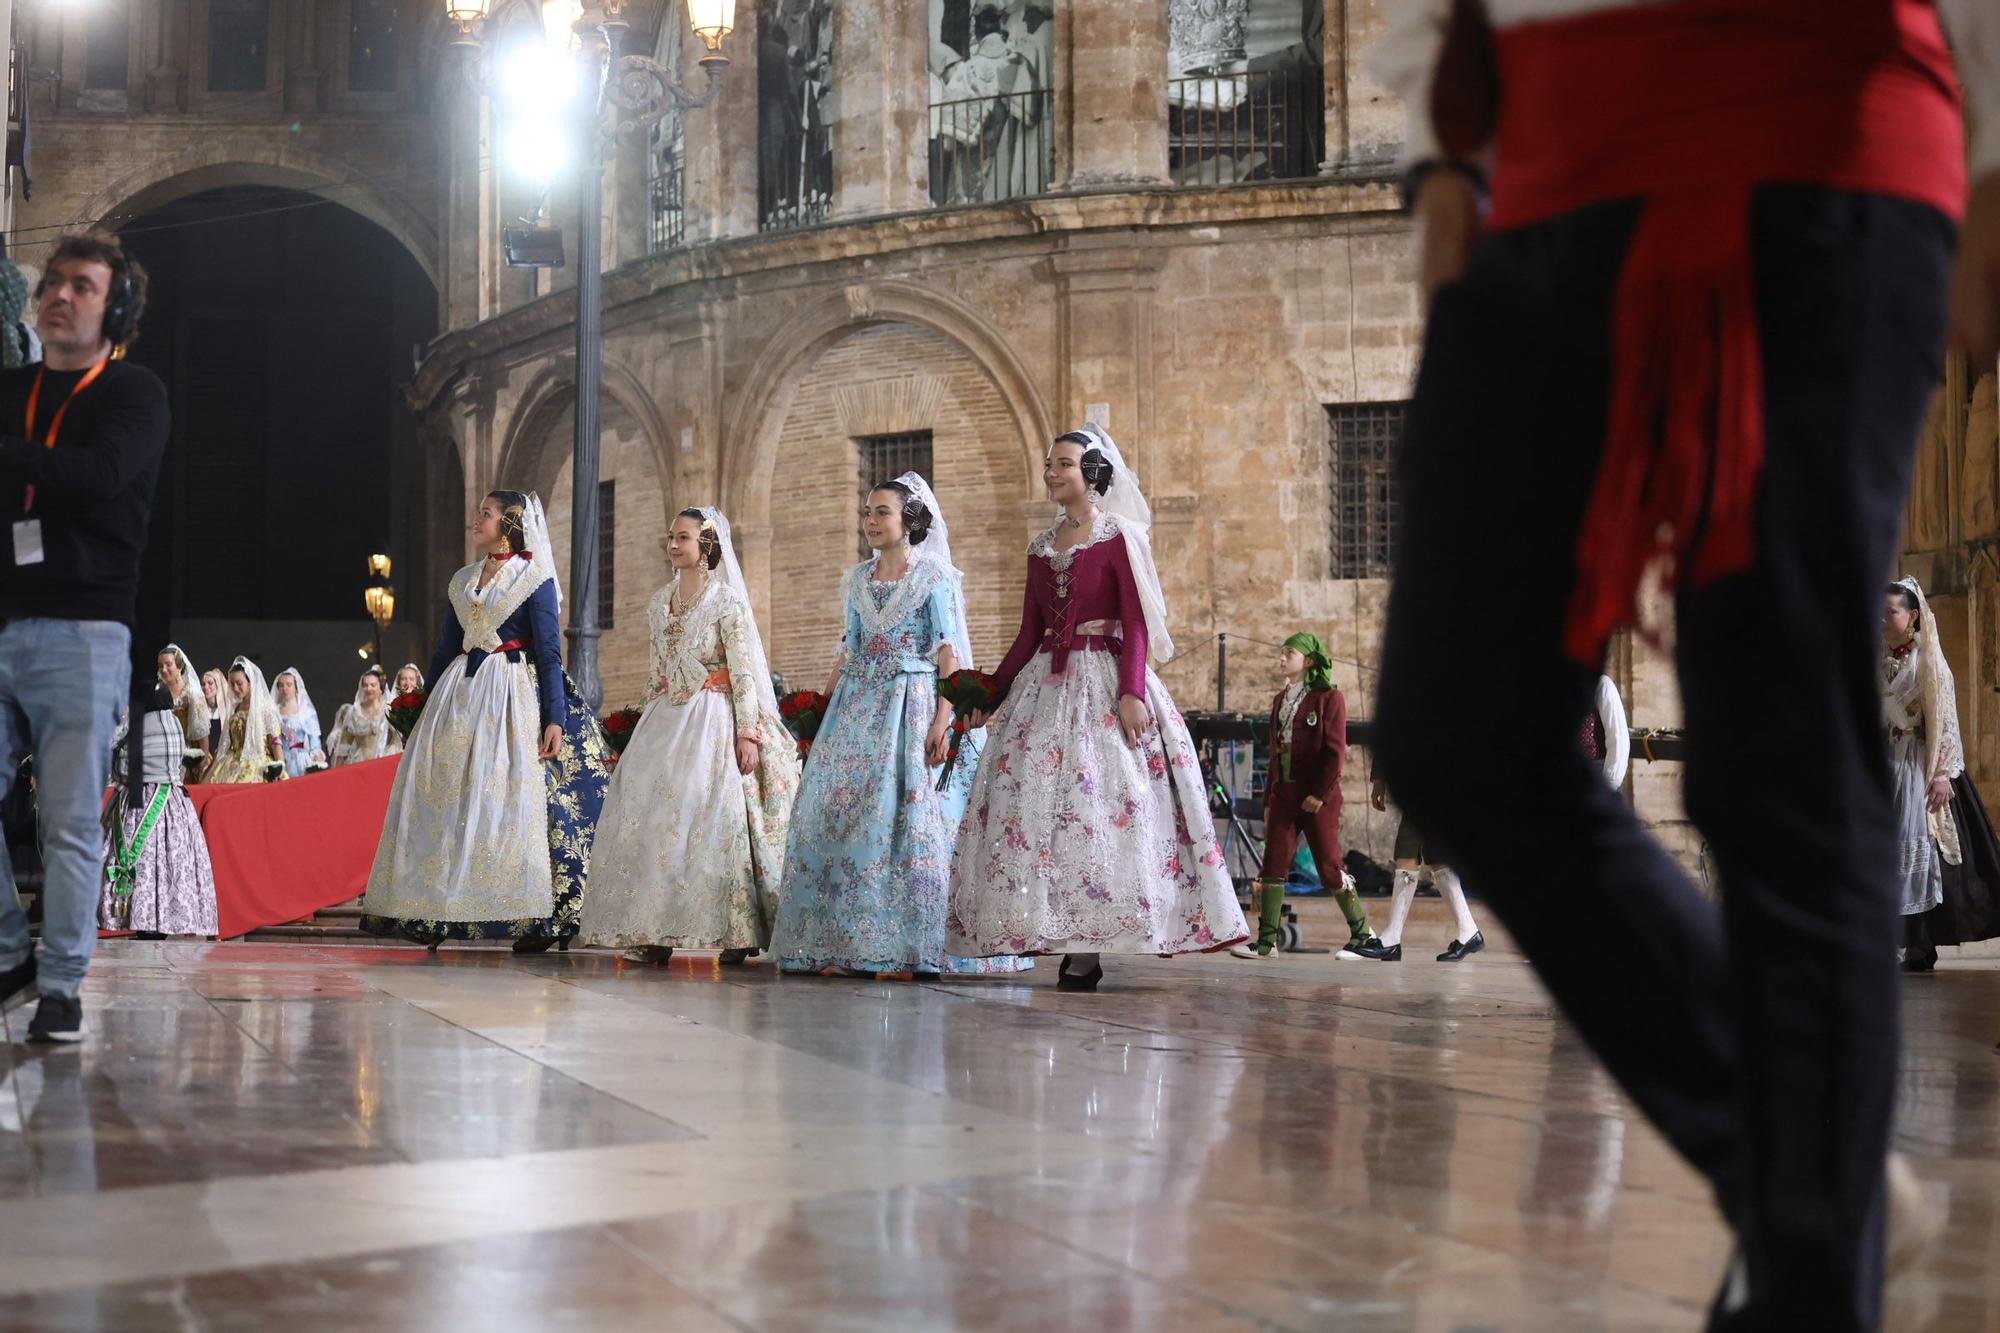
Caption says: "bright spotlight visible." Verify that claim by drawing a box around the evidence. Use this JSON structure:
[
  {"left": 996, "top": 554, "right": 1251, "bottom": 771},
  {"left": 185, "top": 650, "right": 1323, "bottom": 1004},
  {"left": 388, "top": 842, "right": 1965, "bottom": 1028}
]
[
  {"left": 503, "top": 120, "right": 571, "bottom": 182},
  {"left": 498, "top": 39, "right": 580, "bottom": 113}
]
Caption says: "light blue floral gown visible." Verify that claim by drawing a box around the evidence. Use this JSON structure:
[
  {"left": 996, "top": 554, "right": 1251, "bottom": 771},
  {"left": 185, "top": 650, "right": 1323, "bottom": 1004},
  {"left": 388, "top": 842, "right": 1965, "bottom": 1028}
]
[{"left": 771, "top": 556, "right": 1032, "bottom": 976}]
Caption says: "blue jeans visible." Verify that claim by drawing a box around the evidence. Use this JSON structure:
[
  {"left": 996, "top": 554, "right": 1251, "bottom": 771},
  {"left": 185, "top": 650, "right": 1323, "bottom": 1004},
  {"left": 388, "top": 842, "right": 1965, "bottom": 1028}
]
[{"left": 0, "top": 619, "right": 131, "bottom": 997}]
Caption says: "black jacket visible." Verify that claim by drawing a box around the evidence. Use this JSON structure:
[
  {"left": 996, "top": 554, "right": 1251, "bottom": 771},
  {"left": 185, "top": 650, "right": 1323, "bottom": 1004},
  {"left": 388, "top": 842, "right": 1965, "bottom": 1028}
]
[{"left": 0, "top": 359, "right": 169, "bottom": 625}]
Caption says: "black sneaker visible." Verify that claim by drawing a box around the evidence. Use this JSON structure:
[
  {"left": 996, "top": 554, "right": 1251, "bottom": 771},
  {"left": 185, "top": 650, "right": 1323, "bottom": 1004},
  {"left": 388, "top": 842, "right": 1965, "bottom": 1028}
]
[
  {"left": 0, "top": 954, "right": 35, "bottom": 1016},
  {"left": 26, "top": 993, "right": 84, "bottom": 1044}
]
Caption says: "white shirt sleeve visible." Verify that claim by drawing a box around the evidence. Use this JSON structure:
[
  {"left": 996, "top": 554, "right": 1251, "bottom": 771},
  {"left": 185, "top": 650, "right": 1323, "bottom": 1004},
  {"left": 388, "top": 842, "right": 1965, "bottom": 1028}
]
[
  {"left": 1942, "top": 0, "right": 2000, "bottom": 179},
  {"left": 1596, "top": 675, "right": 1630, "bottom": 790},
  {"left": 1364, "top": 0, "right": 1450, "bottom": 167}
]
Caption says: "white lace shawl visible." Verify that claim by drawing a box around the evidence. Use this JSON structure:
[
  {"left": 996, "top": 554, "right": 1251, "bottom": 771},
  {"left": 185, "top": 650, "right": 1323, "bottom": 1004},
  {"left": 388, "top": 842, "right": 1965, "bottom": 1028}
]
[
  {"left": 840, "top": 556, "right": 954, "bottom": 663},
  {"left": 448, "top": 557, "right": 551, "bottom": 655}
]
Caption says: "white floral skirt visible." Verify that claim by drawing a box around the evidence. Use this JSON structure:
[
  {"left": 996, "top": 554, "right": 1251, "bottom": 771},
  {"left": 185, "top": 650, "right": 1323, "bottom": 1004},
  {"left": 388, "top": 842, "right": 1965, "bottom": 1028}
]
[
  {"left": 582, "top": 690, "right": 791, "bottom": 951},
  {"left": 946, "top": 648, "right": 1248, "bottom": 956},
  {"left": 362, "top": 655, "right": 552, "bottom": 923}
]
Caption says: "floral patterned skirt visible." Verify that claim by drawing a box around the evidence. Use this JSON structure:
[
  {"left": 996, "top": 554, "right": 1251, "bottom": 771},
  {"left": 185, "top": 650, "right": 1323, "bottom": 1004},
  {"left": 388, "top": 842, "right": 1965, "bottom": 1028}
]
[
  {"left": 98, "top": 783, "right": 219, "bottom": 937},
  {"left": 582, "top": 689, "right": 798, "bottom": 951},
  {"left": 946, "top": 648, "right": 1248, "bottom": 956},
  {"left": 771, "top": 666, "right": 1031, "bottom": 975},
  {"left": 360, "top": 661, "right": 608, "bottom": 944}
]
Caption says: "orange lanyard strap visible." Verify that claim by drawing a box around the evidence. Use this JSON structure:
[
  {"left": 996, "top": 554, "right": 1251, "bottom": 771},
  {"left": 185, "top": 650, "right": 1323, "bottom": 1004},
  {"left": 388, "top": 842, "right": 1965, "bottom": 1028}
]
[{"left": 25, "top": 357, "right": 109, "bottom": 450}]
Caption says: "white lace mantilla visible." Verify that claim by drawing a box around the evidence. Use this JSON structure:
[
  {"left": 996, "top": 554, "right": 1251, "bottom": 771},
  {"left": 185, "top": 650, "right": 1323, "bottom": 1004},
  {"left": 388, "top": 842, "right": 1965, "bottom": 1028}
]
[
  {"left": 1028, "top": 512, "right": 1121, "bottom": 568},
  {"left": 842, "top": 556, "right": 949, "bottom": 640},
  {"left": 449, "top": 559, "right": 551, "bottom": 655}
]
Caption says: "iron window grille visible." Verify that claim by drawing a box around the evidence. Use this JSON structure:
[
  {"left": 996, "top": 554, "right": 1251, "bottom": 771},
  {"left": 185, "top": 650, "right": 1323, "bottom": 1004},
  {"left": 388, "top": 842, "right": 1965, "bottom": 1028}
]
[
  {"left": 856, "top": 432, "right": 934, "bottom": 559},
  {"left": 1326, "top": 402, "right": 1405, "bottom": 579}
]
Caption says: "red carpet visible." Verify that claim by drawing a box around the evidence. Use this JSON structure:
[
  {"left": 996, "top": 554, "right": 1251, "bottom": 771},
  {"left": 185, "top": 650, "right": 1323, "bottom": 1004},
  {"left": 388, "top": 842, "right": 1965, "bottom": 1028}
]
[{"left": 188, "top": 756, "right": 399, "bottom": 939}]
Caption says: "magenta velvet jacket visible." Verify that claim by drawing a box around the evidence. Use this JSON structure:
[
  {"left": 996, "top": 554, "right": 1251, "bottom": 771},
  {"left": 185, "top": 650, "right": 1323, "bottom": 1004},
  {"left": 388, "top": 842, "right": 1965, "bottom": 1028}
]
[{"left": 991, "top": 519, "right": 1150, "bottom": 703}]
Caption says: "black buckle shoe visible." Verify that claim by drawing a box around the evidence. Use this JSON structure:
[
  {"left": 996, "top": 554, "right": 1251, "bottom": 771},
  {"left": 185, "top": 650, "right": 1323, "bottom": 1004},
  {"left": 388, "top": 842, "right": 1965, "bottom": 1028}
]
[
  {"left": 1347, "top": 937, "right": 1401, "bottom": 962},
  {"left": 1436, "top": 932, "right": 1486, "bottom": 962},
  {"left": 1056, "top": 956, "right": 1103, "bottom": 992},
  {"left": 27, "top": 992, "right": 84, "bottom": 1044}
]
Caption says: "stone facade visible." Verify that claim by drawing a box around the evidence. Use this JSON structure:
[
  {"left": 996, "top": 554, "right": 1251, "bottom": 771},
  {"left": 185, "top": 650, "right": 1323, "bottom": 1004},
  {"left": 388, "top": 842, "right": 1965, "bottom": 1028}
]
[{"left": 19, "top": 0, "right": 1997, "bottom": 869}]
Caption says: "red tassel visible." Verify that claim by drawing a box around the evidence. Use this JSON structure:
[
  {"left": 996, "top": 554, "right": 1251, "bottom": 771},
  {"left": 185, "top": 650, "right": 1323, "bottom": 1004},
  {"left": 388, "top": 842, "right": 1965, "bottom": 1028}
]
[{"left": 1563, "top": 186, "right": 1763, "bottom": 666}]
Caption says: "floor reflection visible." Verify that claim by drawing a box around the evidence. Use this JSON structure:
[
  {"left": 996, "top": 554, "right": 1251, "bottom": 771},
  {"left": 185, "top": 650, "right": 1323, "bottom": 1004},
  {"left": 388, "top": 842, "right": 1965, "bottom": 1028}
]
[{"left": 0, "top": 919, "right": 1986, "bottom": 1331}]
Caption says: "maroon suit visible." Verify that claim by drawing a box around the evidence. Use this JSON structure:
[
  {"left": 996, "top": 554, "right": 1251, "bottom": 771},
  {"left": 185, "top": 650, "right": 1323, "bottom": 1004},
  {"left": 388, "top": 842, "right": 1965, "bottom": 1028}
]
[{"left": 1259, "top": 685, "right": 1346, "bottom": 882}]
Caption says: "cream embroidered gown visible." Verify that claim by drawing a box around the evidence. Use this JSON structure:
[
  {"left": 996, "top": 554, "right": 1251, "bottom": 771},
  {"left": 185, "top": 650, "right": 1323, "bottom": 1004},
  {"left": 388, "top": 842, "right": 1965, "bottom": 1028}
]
[
  {"left": 360, "top": 556, "right": 609, "bottom": 944},
  {"left": 581, "top": 575, "right": 800, "bottom": 951}
]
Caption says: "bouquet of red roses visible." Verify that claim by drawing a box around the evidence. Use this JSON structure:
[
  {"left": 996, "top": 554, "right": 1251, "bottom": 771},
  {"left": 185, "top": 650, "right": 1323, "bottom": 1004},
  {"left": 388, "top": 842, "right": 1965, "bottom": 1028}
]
[
  {"left": 934, "top": 669, "right": 1001, "bottom": 790},
  {"left": 778, "top": 690, "right": 829, "bottom": 761},
  {"left": 388, "top": 689, "right": 428, "bottom": 740},
  {"left": 601, "top": 706, "right": 643, "bottom": 759}
]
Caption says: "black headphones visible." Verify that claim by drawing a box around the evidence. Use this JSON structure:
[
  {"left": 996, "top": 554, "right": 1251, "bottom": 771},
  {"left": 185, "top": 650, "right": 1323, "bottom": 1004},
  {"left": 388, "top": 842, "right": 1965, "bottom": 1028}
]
[{"left": 100, "top": 264, "right": 134, "bottom": 348}]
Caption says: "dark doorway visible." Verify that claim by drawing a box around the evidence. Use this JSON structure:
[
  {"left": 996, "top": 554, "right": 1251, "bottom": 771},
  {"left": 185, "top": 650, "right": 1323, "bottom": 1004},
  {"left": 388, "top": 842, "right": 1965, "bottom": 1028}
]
[{"left": 117, "top": 184, "right": 437, "bottom": 690}]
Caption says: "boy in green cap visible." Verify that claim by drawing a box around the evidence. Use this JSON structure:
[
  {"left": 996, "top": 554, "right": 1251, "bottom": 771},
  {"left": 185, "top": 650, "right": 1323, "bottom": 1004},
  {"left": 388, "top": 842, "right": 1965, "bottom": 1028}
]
[{"left": 1232, "top": 632, "right": 1372, "bottom": 959}]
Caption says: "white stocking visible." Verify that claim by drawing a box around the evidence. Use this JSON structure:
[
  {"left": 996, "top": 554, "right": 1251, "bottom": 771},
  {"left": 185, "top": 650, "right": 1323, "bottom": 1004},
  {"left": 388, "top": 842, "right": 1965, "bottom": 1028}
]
[
  {"left": 1435, "top": 868, "right": 1478, "bottom": 942},
  {"left": 1378, "top": 869, "right": 1419, "bottom": 947}
]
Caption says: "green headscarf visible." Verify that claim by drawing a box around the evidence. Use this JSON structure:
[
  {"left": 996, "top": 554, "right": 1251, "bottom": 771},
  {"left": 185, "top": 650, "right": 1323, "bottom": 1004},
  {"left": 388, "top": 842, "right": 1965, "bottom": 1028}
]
[{"left": 1284, "top": 632, "right": 1334, "bottom": 693}]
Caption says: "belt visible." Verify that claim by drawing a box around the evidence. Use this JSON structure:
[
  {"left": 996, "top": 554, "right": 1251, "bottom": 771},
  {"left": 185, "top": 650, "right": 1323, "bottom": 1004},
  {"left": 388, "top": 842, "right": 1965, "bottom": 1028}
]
[
  {"left": 1043, "top": 619, "right": 1122, "bottom": 675},
  {"left": 465, "top": 637, "right": 529, "bottom": 678},
  {"left": 702, "top": 667, "right": 733, "bottom": 694}
]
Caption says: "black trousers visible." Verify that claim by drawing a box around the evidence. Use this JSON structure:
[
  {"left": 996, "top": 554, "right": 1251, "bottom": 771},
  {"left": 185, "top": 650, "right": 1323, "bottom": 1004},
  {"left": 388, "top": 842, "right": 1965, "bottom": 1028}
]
[{"left": 1375, "top": 186, "right": 1954, "bottom": 1332}]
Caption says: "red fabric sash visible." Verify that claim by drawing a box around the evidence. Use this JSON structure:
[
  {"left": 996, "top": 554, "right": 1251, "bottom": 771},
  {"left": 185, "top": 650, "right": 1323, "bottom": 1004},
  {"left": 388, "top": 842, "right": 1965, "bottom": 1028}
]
[{"left": 1485, "top": 0, "right": 1964, "bottom": 664}]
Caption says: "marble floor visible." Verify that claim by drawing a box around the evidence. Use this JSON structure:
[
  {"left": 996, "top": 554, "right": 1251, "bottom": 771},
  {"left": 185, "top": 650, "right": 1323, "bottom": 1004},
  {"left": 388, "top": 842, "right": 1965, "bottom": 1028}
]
[{"left": 0, "top": 904, "right": 1992, "bottom": 1332}]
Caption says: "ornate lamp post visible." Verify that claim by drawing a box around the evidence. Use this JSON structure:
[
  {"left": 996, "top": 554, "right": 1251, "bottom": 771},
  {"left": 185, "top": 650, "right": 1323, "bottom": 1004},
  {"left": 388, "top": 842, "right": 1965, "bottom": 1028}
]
[
  {"left": 364, "top": 553, "right": 396, "bottom": 657},
  {"left": 447, "top": 0, "right": 734, "bottom": 710}
]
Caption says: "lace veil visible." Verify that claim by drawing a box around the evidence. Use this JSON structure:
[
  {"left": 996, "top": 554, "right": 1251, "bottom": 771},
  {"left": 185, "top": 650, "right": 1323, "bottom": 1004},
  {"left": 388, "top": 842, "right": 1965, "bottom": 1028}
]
[{"left": 1064, "top": 423, "right": 1174, "bottom": 661}]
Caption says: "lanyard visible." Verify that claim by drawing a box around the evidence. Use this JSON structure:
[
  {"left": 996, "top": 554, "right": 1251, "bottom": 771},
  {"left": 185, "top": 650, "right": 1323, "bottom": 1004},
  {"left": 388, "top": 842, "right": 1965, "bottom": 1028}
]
[
  {"left": 21, "top": 357, "right": 108, "bottom": 515},
  {"left": 26, "top": 357, "right": 109, "bottom": 449}
]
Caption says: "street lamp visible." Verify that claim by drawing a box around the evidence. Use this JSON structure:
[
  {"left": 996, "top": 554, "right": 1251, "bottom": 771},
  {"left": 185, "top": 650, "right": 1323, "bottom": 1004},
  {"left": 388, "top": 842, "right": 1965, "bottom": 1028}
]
[
  {"left": 365, "top": 554, "right": 395, "bottom": 654},
  {"left": 451, "top": 0, "right": 732, "bottom": 710}
]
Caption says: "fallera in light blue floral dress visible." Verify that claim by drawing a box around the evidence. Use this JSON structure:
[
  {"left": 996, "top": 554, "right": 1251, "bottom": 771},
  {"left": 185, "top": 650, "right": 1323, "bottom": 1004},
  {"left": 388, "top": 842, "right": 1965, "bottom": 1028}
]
[{"left": 771, "top": 557, "right": 1032, "bottom": 976}]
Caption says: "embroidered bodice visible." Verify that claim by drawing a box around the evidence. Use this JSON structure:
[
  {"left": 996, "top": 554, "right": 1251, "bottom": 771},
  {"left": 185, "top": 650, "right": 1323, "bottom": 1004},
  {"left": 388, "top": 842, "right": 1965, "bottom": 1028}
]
[
  {"left": 839, "top": 558, "right": 957, "bottom": 683},
  {"left": 330, "top": 702, "right": 399, "bottom": 764},
  {"left": 430, "top": 560, "right": 565, "bottom": 729},
  {"left": 991, "top": 513, "right": 1149, "bottom": 701},
  {"left": 647, "top": 576, "right": 764, "bottom": 741}
]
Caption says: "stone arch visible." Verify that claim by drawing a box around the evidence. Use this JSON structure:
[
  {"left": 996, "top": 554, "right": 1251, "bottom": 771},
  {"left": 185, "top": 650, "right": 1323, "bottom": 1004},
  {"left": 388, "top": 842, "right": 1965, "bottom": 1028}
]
[
  {"left": 493, "top": 359, "right": 674, "bottom": 502},
  {"left": 755, "top": 319, "right": 1037, "bottom": 689},
  {"left": 721, "top": 280, "right": 1053, "bottom": 523},
  {"left": 73, "top": 142, "right": 441, "bottom": 288}
]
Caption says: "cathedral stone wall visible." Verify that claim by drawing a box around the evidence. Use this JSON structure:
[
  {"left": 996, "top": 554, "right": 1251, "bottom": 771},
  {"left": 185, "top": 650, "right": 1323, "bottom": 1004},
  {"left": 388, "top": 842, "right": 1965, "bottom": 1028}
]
[{"left": 28, "top": 0, "right": 1996, "bottom": 872}]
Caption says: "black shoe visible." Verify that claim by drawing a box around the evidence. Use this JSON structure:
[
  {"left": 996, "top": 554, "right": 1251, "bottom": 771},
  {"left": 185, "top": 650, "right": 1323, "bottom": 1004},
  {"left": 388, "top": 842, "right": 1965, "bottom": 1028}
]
[
  {"left": 1437, "top": 932, "right": 1486, "bottom": 962},
  {"left": 511, "top": 936, "right": 556, "bottom": 955},
  {"left": 1347, "top": 937, "right": 1401, "bottom": 962},
  {"left": 1055, "top": 956, "right": 1103, "bottom": 992},
  {"left": 718, "top": 948, "right": 753, "bottom": 966},
  {"left": 135, "top": 931, "right": 166, "bottom": 941},
  {"left": 0, "top": 954, "right": 36, "bottom": 1017},
  {"left": 26, "top": 992, "right": 84, "bottom": 1044}
]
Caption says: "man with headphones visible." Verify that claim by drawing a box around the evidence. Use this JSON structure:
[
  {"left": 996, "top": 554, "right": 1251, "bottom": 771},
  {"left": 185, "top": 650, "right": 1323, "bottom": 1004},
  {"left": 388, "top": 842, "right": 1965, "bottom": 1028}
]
[{"left": 0, "top": 228, "right": 168, "bottom": 1044}]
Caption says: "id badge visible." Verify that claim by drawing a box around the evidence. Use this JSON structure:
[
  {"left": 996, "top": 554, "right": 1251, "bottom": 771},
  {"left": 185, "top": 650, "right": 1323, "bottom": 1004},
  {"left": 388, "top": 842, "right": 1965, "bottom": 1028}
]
[{"left": 11, "top": 520, "right": 43, "bottom": 567}]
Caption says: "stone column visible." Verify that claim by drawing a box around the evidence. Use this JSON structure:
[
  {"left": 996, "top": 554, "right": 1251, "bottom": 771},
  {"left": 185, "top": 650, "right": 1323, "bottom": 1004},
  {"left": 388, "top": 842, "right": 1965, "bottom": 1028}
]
[
  {"left": 829, "top": 0, "right": 929, "bottom": 218},
  {"left": 141, "top": 0, "right": 185, "bottom": 112},
  {"left": 1051, "top": 243, "right": 1166, "bottom": 470},
  {"left": 1058, "top": 0, "right": 1168, "bottom": 188},
  {"left": 682, "top": 3, "right": 759, "bottom": 241},
  {"left": 440, "top": 49, "right": 485, "bottom": 331},
  {"left": 283, "top": 0, "right": 321, "bottom": 114}
]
